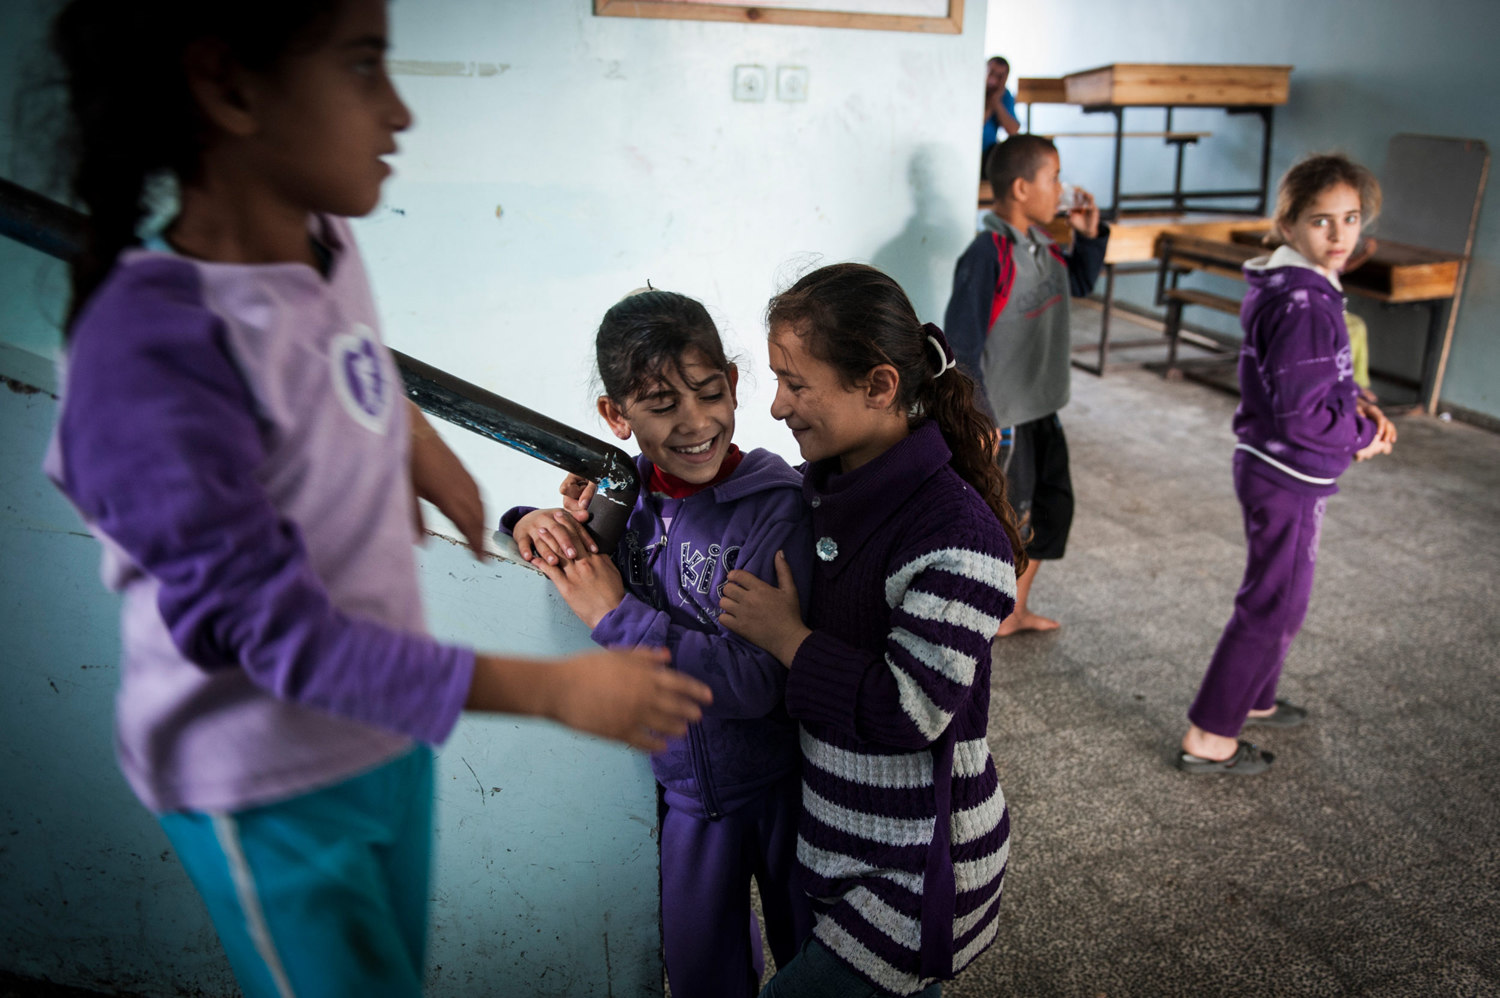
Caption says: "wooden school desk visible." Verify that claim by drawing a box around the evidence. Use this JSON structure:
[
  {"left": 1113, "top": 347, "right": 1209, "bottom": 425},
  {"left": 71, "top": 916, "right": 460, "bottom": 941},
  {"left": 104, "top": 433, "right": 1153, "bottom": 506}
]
[
  {"left": 1007, "top": 64, "right": 1292, "bottom": 373},
  {"left": 1154, "top": 232, "right": 1465, "bottom": 412},
  {"left": 1151, "top": 134, "right": 1489, "bottom": 415},
  {"left": 1018, "top": 63, "right": 1292, "bottom": 218}
]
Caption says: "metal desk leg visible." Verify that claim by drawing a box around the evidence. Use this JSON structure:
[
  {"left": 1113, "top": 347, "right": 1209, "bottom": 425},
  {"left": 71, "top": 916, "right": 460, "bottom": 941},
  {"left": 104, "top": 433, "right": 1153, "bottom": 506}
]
[
  {"left": 1420, "top": 298, "right": 1452, "bottom": 414},
  {"left": 1111, "top": 107, "right": 1124, "bottom": 218},
  {"left": 1256, "top": 107, "right": 1274, "bottom": 217},
  {"left": 1097, "top": 263, "right": 1116, "bottom": 375},
  {"left": 1167, "top": 108, "right": 1187, "bottom": 212}
]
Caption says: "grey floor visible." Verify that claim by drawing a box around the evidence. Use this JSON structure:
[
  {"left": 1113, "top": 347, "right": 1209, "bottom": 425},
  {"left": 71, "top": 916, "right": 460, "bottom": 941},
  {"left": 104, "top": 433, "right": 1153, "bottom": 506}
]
[{"left": 944, "top": 306, "right": 1500, "bottom": 997}]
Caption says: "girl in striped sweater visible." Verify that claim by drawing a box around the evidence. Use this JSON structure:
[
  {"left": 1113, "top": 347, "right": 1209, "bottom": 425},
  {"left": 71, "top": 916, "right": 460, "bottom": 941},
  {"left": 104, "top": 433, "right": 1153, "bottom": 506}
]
[{"left": 720, "top": 263, "right": 1025, "bottom": 997}]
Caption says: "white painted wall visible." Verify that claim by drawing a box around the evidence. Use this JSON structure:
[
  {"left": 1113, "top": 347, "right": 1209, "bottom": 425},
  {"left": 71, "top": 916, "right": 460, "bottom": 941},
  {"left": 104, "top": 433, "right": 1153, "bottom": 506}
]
[
  {"left": 984, "top": 0, "right": 1500, "bottom": 420},
  {"left": 360, "top": 0, "right": 989, "bottom": 527}
]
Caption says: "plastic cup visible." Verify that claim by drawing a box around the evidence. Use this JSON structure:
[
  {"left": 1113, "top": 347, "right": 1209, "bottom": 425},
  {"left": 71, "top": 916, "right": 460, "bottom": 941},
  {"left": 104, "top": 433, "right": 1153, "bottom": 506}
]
[{"left": 1057, "top": 182, "right": 1079, "bottom": 216}]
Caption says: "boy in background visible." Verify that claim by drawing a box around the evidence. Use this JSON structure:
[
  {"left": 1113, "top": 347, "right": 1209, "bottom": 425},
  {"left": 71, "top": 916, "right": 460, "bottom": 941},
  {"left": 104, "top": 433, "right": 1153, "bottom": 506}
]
[{"left": 944, "top": 134, "right": 1110, "bottom": 635}]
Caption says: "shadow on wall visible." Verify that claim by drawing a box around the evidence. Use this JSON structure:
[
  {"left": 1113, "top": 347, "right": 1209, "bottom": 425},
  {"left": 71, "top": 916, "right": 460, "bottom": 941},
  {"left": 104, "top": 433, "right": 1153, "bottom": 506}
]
[{"left": 871, "top": 145, "right": 969, "bottom": 321}]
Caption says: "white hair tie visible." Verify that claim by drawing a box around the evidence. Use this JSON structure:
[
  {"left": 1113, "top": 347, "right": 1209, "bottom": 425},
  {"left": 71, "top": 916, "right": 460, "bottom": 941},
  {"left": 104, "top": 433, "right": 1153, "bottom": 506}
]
[{"left": 927, "top": 334, "right": 957, "bottom": 378}]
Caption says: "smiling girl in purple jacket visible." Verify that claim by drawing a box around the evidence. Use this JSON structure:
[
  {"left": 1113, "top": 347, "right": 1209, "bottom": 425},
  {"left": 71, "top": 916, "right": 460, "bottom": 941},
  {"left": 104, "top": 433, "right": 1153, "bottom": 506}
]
[
  {"left": 504, "top": 289, "right": 814, "bottom": 997},
  {"left": 1177, "top": 154, "right": 1398, "bottom": 775}
]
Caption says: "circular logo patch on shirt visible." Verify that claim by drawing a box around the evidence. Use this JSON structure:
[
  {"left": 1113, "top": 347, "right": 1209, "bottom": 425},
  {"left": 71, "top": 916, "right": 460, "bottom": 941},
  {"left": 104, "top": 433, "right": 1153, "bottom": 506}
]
[{"left": 330, "top": 324, "right": 394, "bottom": 433}]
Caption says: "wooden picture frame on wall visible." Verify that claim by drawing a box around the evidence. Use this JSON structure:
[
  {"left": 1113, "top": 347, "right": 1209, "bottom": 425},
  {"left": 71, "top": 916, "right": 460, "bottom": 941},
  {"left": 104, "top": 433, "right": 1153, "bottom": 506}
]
[{"left": 594, "top": 0, "right": 964, "bottom": 35}]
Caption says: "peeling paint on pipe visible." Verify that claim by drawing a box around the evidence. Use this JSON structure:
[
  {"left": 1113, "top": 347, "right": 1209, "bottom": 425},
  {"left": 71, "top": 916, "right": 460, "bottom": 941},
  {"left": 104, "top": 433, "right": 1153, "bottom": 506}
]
[{"left": 391, "top": 349, "right": 639, "bottom": 554}]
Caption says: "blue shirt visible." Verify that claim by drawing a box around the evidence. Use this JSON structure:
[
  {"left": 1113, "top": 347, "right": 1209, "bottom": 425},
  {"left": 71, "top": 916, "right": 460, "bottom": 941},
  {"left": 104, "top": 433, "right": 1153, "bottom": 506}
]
[{"left": 982, "top": 88, "right": 1017, "bottom": 153}]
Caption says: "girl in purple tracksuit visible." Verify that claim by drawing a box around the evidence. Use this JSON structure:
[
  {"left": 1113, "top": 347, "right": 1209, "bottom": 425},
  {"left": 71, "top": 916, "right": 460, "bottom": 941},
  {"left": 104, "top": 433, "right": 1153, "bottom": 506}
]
[
  {"left": 505, "top": 290, "right": 814, "bottom": 997},
  {"left": 1178, "top": 154, "right": 1398, "bottom": 776}
]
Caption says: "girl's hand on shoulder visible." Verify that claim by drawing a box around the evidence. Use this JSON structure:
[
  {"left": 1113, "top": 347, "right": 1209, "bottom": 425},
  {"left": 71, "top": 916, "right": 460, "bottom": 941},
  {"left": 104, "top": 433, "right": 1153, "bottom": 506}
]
[
  {"left": 718, "top": 551, "right": 811, "bottom": 668},
  {"left": 536, "top": 549, "right": 626, "bottom": 629},
  {"left": 548, "top": 647, "right": 712, "bottom": 752},
  {"left": 514, "top": 508, "right": 598, "bottom": 565}
]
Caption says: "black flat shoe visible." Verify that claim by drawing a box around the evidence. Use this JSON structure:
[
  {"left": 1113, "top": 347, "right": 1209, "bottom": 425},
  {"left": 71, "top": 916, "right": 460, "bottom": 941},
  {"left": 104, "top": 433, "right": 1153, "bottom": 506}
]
[
  {"left": 1243, "top": 700, "right": 1307, "bottom": 728},
  {"left": 1175, "top": 740, "right": 1274, "bottom": 775}
]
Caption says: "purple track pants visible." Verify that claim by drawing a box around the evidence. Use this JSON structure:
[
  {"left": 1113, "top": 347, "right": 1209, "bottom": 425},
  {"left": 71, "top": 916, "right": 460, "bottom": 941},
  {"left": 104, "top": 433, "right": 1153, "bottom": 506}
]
[
  {"left": 661, "top": 771, "right": 813, "bottom": 998},
  {"left": 1190, "top": 453, "right": 1329, "bottom": 738}
]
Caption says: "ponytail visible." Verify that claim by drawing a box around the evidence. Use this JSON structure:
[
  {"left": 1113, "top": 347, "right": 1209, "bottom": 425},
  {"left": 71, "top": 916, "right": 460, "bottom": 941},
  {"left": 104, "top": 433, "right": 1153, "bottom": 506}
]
[
  {"left": 766, "top": 263, "right": 1028, "bottom": 574},
  {"left": 50, "top": 0, "right": 342, "bottom": 328},
  {"left": 917, "top": 331, "right": 1029, "bottom": 577},
  {"left": 53, "top": 0, "right": 192, "bottom": 327}
]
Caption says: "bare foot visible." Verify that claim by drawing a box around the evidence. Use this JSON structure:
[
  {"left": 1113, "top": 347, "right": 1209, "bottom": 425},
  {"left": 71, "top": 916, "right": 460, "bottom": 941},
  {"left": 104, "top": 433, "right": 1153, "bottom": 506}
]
[
  {"left": 996, "top": 609, "right": 1061, "bottom": 637},
  {"left": 1245, "top": 706, "right": 1275, "bottom": 718}
]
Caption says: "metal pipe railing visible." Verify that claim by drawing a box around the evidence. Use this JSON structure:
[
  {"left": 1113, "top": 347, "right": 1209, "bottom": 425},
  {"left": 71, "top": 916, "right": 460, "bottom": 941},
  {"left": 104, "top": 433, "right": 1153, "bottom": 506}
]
[{"left": 0, "top": 175, "right": 638, "bottom": 553}]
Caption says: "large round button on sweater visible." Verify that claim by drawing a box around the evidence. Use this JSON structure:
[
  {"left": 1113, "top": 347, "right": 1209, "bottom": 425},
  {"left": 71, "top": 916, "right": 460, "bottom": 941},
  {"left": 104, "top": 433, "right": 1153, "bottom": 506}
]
[{"left": 815, "top": 537, "right": 838, "bottom": 561}]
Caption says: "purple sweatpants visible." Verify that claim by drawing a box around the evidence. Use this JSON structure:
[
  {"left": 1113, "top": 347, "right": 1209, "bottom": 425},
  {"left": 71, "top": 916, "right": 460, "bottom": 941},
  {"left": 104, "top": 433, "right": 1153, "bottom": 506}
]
[
  {"left": 1189, "top": 454, "right": 1329, "bottom": 738},
  {"left": 661, "top": 771, "right": 813, "bottom": 998}
]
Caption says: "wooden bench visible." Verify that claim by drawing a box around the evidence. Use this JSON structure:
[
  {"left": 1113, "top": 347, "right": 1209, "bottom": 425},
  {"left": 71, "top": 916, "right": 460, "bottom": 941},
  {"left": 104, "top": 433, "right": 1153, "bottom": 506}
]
[
  {"left": 1154, "top": 234, "right": 1257, "bottom": 376},
  {"left": 1154, "top": 228, "right": 1468, "bottom": 388}
]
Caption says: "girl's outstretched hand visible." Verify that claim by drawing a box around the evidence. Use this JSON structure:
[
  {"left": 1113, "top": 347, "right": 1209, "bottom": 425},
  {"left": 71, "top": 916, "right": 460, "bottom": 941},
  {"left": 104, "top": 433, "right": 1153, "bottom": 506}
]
[
  {"left": 513, "top": 508, "right": 598, "bottom": 565},
  {"left": 468, "top": 649, "right": 711, "bottom": 752},
  {"left": 409, "top": 402, "right": 487, "bottom": 557},
  {"left": 536, "top": 550, "right": 626, "bottom": 629},
  {"left": 550, "top": 648, "right": 711, "bottom": 752},
  {"left": 718, "top": 551, "right": 811, "bottom": 668}
]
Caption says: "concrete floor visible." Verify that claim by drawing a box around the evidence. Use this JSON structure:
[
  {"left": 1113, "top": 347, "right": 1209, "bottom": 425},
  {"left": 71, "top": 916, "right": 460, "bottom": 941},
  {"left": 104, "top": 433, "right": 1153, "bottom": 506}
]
[{"left": 943, "top": 308, "right": 1500, "bottom": 997}]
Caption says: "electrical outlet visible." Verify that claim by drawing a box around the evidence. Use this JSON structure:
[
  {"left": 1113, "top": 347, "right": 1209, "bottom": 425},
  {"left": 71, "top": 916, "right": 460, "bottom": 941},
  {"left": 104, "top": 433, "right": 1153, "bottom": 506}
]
[
  {"left": 733, "top": 64, "right": 767, "bottom": 102},
  {"left": 777, "top": 65, "right": 809, "bottom": 102}
]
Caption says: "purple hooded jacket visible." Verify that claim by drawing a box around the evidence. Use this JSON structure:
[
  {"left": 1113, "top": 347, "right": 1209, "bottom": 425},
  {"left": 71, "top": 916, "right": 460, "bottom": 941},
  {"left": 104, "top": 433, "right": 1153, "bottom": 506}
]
[
  {"left": 1233, "top": 250, "right": 1377, "bottom": 493},
  {"left": 504, "top": 447, "right": 811, "bottom": 819}
]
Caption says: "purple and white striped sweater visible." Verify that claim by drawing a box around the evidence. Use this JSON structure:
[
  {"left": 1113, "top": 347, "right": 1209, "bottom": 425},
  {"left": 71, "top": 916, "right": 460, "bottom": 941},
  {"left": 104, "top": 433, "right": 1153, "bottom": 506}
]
[{"left": 786, "top": 420, "right": 1016, "bottom": 996}]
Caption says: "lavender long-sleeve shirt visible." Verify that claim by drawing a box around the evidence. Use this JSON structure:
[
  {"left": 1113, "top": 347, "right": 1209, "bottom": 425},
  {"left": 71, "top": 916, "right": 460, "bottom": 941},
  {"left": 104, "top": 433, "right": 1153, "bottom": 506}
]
[{"left": 45, "top": 216, "right": 474, "bottom": 813}]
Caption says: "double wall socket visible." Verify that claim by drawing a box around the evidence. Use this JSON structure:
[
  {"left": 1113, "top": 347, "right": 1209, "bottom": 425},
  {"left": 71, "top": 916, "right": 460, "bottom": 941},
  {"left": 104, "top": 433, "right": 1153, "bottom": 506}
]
[{"left": 734, "top": 64, "right": 809, "bottom": 102}]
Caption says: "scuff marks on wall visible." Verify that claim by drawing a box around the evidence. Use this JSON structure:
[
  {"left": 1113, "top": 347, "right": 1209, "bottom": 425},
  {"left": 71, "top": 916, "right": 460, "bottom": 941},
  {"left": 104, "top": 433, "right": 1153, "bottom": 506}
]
[
  {"left": 389, "top": 60, "right": 510, "bottom": 78},
  {"left": 3, "top": 374, "right": 51, "bottom": 398}
]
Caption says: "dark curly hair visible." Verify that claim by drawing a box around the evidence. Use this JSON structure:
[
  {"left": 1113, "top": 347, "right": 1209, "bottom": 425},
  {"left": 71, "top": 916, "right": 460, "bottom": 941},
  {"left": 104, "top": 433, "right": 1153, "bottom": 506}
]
[{"left": 595, "top": 290, "right": 732, "bottom": 405}]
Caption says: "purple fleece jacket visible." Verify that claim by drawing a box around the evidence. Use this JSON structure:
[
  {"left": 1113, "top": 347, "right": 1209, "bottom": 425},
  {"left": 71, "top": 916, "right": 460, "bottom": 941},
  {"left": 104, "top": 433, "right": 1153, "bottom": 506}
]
[
  {"left": 504, "top": 447, "right": 811, "bottom": 820},
  {"left": 1234, "top": 252, "right": 1377, "bottom": 493}
]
